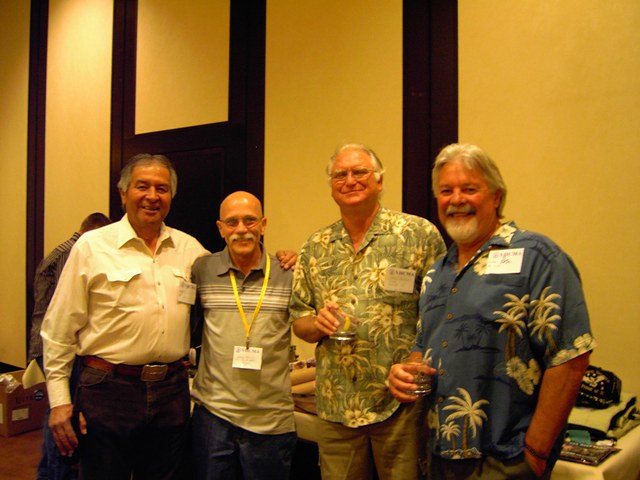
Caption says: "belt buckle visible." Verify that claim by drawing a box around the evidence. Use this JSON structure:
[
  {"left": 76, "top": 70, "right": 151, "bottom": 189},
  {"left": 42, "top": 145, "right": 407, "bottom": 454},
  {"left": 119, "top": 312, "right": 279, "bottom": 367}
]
[{"left": 140, "top": 364, "right": 168, "bottom": 382}]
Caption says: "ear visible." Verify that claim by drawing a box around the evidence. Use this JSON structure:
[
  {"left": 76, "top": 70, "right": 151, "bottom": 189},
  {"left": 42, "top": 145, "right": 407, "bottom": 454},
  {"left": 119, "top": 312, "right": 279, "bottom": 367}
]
[
  {"left": 259, "top": 217, "right": 267, "bottom": 237},
  {"left": 119, "top": 189, "right": 127, "bottom": 210},
  {"left": 216, "top": 220, "right": 225, "bottom": 238},
  {"left": 492, "top": 190, "right": 502, "bottom": 210}
]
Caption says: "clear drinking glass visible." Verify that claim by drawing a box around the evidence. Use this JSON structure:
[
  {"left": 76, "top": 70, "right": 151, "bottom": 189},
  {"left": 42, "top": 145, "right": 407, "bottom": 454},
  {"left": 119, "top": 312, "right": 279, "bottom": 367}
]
[
  {"left": 328, "top": 308, "right": 359, "bottom": 341},
  {"left": 403, "top": 355, "right": 432, "bottom": 396}
]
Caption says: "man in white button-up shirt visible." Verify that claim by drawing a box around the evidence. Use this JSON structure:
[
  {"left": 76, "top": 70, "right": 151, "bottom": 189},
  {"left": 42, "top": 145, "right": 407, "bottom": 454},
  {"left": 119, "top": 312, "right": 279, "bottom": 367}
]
[{"left": 42, "top": 153, "right": 208, "bottom": 480}]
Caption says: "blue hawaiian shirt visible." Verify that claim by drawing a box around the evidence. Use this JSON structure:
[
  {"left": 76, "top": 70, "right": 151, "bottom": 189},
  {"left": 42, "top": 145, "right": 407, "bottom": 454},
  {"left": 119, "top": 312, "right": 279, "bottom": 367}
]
[{"left": 415, "top": 222, "right": 595, "bottom": 460}]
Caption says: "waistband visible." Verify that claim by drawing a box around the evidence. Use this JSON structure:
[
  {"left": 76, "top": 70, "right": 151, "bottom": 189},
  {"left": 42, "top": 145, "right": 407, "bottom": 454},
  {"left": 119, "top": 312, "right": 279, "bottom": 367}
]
[{"left": 82, "top": 355, "right": 185, "bottom": 382}]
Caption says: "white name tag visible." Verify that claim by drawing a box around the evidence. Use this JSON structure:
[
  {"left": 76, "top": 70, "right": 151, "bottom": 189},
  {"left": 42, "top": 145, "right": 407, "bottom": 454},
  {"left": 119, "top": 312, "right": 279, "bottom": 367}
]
[
  {"left": 384, "top": 267, "right": 417, "bottom": 293},
  {"left": 178, "top": 280, "right": 197, "bottom": 305},
  {"left": 232, "top": 346, "right": 263, "bottom": 370},
  {"left": 486, "top": 248, "right": 524, "bottom": 274}
]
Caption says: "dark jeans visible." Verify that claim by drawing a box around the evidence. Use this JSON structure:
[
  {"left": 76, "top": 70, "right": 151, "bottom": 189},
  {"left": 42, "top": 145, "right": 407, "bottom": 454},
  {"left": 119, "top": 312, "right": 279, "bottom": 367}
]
[
  {"left": 76, "top": 363, "right": 190, "bottom": 480},
  {"left": 191, "top": 404, "right": 297, "bottom": 480},
  {"left": 36, "top": 356, "right": 80, "bottom": 480}
]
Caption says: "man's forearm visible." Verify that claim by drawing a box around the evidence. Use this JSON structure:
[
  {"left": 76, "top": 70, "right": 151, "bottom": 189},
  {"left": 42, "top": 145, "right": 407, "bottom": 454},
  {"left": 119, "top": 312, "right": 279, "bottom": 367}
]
[
  {"left": 292, "top": 315, "right": 325, "bottom": 343},
  {"left": 525, "top": 352, "right": 590, "bottom": 455}
]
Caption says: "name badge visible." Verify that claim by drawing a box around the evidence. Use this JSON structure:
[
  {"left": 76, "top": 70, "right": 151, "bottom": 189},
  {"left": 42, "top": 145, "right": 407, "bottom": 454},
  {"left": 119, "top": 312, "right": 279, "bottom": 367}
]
[
  {"left": 384, "top": 267, "right": 416, "bottom": 293},
  {"left": 486, "top": 248, "right": 524, "bottom": 274},
  {"left": 232, "top": 346, "right": 263, "bottom": 370},
  {"left": 178, "top": 280, "right": 197, "bottom": 305}
]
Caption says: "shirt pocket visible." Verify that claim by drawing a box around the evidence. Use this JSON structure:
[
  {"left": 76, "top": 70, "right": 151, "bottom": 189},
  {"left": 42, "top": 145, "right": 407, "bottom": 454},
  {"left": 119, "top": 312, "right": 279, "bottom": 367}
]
[
  {"left": 171, "top": 267, "right": 189, "bottom": 282},
  {"left": 104, "top": 268, "right": 142, "bottom": 308}
]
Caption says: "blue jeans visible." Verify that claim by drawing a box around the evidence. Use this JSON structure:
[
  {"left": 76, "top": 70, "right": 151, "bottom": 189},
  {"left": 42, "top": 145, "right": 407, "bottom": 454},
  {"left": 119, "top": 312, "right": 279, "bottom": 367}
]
[
  {"left": 76, "top": 363, "right": 191, "bottom": 480},
  {"left": 191, "top": 404, "right": 297, "bottom": 480},
  {"left": 36, "top": 357, "right": 79, "bottom": 480}
]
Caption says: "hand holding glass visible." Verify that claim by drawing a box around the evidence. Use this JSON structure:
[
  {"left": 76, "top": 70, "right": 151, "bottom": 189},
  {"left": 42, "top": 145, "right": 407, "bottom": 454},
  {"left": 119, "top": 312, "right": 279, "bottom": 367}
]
[
  {"left": 403, "top": 356, "right": 432, "bottom": 396},
  {"left": 329, "top": 308, "right": 359, "bottom": 341}
]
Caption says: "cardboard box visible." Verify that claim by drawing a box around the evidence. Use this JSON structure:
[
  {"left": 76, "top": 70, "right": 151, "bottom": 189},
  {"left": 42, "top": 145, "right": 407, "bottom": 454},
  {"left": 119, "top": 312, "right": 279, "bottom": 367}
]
[{"left": 0, "top": 370, "right": 48, "bottom": 437}]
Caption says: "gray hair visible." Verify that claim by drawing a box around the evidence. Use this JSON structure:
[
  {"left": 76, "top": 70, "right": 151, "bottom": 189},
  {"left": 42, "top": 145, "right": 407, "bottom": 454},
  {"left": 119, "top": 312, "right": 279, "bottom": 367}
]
[
  {"left": 326, "top": 143, "right": 385, "bottom": 182},
  {"left": 117, "top": 153, "right": 178, "bottom": 198},
  {"left": 432, "top": 143, "right": 507, "bottom": 217}
]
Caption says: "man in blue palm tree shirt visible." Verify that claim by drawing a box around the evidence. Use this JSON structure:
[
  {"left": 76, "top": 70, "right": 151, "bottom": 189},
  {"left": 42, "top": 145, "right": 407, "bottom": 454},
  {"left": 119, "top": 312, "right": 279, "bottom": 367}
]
[{"left": 388, "top": 143, "right": 594, "bottom": 479}]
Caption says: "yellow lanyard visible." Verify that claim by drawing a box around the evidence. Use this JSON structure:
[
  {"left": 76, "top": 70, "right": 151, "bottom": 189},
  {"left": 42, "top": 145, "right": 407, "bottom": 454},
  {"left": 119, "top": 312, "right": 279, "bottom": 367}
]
[{"left": 229, "top": 254, "right": 270, "bottom": 348}]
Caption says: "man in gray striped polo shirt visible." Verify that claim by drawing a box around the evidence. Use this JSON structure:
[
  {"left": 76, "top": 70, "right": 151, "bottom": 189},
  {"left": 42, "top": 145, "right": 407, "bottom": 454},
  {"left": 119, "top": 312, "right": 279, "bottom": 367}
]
[{"left": 190, "top": 191, "right": 296, "bottom": 480}]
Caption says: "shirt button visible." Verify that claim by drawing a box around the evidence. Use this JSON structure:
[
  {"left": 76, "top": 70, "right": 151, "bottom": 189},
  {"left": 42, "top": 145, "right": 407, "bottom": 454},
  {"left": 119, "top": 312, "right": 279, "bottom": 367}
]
[
  {"left": 451, "top": 287, "right": 458, "bottom": 294},
  {"left": 439, "top": 369, "right": 446, "bottom": 376},
  {"left": 447, "top": 313, "right": 453, "bottom": 320},
  {"left": 442, "top": 341, "right": 448, "bottom": 348}
]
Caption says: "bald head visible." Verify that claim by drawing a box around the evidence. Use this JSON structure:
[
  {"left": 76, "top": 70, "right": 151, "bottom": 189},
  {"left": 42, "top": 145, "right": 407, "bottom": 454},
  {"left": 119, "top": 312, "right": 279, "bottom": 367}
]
[{"left": 219, "top": 191, "right": 263, "bottom": 220}]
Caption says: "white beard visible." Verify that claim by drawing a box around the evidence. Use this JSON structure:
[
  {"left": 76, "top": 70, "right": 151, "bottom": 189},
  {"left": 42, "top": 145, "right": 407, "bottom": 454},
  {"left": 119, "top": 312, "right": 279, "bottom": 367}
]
[{"left": 445, "top": 216, "right": 479, "bottom": 245}]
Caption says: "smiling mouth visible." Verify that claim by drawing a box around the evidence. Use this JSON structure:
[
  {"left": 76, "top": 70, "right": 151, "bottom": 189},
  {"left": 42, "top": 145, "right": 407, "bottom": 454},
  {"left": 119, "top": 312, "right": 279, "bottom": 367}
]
[{"left": 446, "top": 206, "right": 475, "bottom": 218}]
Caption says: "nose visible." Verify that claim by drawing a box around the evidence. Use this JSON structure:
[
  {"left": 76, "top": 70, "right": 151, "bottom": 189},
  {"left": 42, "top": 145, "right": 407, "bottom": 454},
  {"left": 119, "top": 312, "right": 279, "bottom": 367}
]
[
  {"left": 235, "top": 220, "right": 249, "bottom": 232},
  {"left": 450, "top": 189, "right": 465, "bottom": 205},
  {"left": 146, "top": 187, "right": 160, "bottom": 200},
  {"left": 344, "top": 171, "right": 359, "bottom": 185}
]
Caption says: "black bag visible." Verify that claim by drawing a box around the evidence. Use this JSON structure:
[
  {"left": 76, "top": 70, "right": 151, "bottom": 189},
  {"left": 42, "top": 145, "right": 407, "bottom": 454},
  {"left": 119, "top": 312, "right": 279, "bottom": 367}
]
[{"left": 576, "top": 365, "right": 622, "bottom": 409}]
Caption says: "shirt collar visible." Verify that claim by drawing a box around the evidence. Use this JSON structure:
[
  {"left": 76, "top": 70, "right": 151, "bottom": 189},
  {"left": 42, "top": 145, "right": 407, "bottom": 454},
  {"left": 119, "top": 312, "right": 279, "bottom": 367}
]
[
  {"left": 331, "top": 204, "right": 387, "bottom": 243},
  {"left": 216, "top": 245, "right": 267, "bottom": 276},
  {"left": 443, "top": 221, "right": 518, "bottom": 266},
  {"left": 116, "top": 214, "right": 173, "bottom": 250}
]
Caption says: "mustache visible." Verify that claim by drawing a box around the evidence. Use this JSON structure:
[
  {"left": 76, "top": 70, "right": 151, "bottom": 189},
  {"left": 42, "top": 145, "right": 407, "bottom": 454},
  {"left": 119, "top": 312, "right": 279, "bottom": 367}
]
[
  {"left": 446, "top": 205, "right": 476, "bottom": 216},
  {"left": 229, "top": 233, "right": 255, "bottom": 242}
]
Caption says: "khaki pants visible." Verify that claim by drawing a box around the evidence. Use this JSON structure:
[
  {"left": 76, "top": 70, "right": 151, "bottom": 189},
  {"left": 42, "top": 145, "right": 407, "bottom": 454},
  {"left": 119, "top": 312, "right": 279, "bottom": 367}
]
[{"left": 318, "top": 402, "right": 422, "bottom": 480}]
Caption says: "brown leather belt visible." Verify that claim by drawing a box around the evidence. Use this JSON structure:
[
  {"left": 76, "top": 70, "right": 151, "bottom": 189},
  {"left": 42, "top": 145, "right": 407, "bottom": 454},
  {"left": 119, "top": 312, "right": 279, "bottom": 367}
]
[{"left": 83, "top": 355, "right": 183, "bottom": 382}]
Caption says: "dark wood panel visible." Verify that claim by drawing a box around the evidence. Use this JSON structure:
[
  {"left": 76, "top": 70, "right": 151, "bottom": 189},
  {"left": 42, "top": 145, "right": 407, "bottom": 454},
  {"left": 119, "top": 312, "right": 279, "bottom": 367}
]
[
  {"left": 403, "top": 0, "right": 458, "bottom": 238},
  {"left": 26, "top": 0, "right": 50, "bottom": 356}
]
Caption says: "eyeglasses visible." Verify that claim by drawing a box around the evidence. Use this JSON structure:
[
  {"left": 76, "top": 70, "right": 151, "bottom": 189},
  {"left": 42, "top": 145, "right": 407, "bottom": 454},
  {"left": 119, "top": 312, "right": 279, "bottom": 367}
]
[
  {"left": 330, "top": 167, "right": 376, "bottom": 183},
  {"left": 220, "top": 216, "right": 261, "bottom": 228}
]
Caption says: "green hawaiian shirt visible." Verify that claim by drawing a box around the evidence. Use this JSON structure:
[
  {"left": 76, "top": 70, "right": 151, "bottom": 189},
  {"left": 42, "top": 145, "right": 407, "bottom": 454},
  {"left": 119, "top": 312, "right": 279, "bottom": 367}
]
[{"left": 289, "top": 206, "right": 446, "bottom": 427}]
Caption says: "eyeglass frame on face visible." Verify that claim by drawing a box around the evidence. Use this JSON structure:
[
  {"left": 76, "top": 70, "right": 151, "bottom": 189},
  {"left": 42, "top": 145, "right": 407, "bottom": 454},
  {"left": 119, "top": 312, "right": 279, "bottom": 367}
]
[
  {"left": 220, "top": 215, "right": 262, "bottom": 228},
  {"left": 329, "top": 167, "right": 378, "bottom": 184}
]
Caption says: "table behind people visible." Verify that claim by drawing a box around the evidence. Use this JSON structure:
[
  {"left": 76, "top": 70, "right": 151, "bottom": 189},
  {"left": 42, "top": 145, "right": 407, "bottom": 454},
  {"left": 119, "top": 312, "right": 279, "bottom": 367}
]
[
  {"left": 289, "top": 143, "right": 446, "bottom": 480},
  {"left": 41, "top": 153, "right": 208, "bottom": 480},
  {"left": 388, "top": 143, "right": 595, "bottom": 480}
]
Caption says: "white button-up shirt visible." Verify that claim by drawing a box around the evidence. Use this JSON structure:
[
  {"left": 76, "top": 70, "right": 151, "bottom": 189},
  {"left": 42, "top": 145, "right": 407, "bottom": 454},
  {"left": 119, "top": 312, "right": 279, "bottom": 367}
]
[{"left": 42, "top": 215, "right": 208, "bottom": 407}]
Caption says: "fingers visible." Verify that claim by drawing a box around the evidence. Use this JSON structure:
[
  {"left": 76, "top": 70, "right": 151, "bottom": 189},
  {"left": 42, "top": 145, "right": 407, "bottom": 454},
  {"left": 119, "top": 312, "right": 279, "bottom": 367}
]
[
  {"left": 314, "top": 305, "right": 340, "bottom": 337},
  {"left": 49, "top": 404, "right": 79, "bottom": 457},
  {"left": 388, "top": 364, "right": 418, "bottom": 400},
  {"left": 275, "top": 250, "right": 298, "bottom": 270}
]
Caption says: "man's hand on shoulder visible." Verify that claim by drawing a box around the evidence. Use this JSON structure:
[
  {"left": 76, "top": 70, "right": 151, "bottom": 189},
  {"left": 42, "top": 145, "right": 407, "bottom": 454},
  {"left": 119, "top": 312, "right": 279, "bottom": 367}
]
[{"left": 276, "top": 250, "right": 298, "bottom": 270}]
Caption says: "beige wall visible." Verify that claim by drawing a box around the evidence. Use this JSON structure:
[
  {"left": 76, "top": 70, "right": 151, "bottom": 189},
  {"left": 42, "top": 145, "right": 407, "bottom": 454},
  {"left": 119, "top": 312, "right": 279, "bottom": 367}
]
[
  {"left": 458, "top": 0, "right": 640, "bottom": 395},
  {"left": 1, "top": 1, "right": 638, "bottom": 397},
  {"left": 264, "top": 0, "right": 403, "bottom": 256},
  {"left": 45, "top": 0, "right": 112, "bottom": 252}
]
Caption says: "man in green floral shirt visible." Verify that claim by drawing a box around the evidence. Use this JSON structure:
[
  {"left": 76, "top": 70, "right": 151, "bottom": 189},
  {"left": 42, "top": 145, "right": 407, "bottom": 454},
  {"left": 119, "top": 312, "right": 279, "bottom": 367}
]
[{"left": 289, "top": 143, "right": 446, "bottom": 479}]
